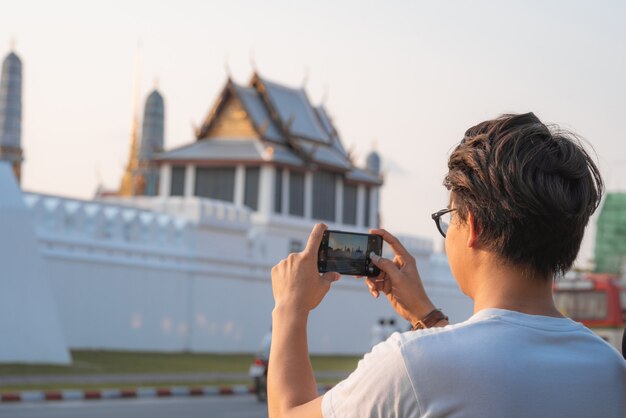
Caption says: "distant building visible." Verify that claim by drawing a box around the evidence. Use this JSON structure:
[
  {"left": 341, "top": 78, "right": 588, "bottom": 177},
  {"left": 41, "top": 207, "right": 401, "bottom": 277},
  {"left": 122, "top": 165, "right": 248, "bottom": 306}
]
[
  {"left": 0, "top": 51, "right": 473, "bottom": 360},
  {"left": 594, "top": 192, "right": 626, "bottom": 273},
  {"left": 0, "top": 49, "right": 23, "bottom": 183},
  {"left": 153, "top": 73, "right": 382, "bottom": 228}
]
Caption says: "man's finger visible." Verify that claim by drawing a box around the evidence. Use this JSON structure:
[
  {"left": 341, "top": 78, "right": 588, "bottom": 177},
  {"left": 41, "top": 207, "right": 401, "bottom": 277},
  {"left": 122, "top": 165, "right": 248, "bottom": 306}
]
[
  {"left": 370, "top": 254, "right": 402, "bottom": 279},
  {"left": 366, "top": 275, "right": 385, "bottom": 292},
  {"left": 370, "top": 228, "right": 411, "bottom": 258},
  {"left": 381, "top": 276, "right": 393, "bottom": 295},
  {"left": 365, "top": 278, "right": 380, "bottom": 298},
  {"left": 304, "top": 223, "right": 328, "bottom": 255}
]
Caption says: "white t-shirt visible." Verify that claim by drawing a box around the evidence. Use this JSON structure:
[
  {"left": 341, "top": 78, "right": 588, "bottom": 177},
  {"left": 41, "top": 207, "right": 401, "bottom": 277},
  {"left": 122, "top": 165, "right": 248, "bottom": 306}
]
[
  {"left": 322, "top": 308, "right": 626, "bottom": 418},
  {"left": 371, "top": 323, "right": 387, "bottom": 348}
]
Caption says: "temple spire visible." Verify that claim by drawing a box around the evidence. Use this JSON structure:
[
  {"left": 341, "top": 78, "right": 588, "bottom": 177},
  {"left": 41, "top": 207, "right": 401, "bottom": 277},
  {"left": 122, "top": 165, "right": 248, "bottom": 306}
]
[
  {"left": 119, "top": 46, "right": 142, "bottom": 196},
  {"left": 138, "top": 88, "right": 165, "bottom": 196},
  {"left": 0, "top": 47, "right": 23, "bottom": 183}
]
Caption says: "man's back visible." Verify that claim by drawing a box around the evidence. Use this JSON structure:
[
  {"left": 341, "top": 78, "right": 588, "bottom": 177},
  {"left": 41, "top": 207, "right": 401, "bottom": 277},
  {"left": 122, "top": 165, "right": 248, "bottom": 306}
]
[{"left": 322, "top": 309, "right": 626, "bottom": 417}]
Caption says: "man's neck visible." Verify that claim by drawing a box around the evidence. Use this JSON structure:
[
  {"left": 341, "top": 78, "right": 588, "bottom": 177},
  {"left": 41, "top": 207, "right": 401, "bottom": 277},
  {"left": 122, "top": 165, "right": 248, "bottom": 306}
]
[{"left": 470, "top": 261, "right": 563, "bottom": 318}]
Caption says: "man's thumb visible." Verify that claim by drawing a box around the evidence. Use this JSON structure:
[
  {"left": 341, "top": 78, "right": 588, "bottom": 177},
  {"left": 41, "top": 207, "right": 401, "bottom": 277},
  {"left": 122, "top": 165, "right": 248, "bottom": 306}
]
[{"left": 322, "top": 271, "right": 341, "bottom": 283}]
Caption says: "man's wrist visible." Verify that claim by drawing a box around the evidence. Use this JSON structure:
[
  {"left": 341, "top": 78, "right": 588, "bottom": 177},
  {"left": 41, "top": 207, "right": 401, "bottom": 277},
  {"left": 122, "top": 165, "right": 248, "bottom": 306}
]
[
  {"left": 411, "top": 308, "right": 449, "bottom": 330},
  {"left": 272, "top": 304, "right": 310, "bottom": 320},
  {"left": 407, "top": 301, "right": 437, "bottom": 326}
]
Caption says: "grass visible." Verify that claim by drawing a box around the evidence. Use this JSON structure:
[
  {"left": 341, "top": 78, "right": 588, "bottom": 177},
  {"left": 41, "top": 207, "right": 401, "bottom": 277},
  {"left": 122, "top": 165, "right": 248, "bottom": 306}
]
[
  {"left": 0, "top": 350, "right": 359, "bottom": 393},
  {"left": 0, "top": 351, "right": 254, "bottom": 375},
  {"left": 0, "top": 350, "right": 360, "bottom": 375}
]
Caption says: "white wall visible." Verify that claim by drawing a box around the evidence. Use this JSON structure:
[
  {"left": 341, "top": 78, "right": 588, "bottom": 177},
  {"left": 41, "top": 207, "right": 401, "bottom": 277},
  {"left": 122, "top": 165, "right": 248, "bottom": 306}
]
[
  {"left": 0, "top": 164, "right": 70, "bottom": 364},
  {"left": 20, "top": 192, "right": 473, "bottom": 356}
]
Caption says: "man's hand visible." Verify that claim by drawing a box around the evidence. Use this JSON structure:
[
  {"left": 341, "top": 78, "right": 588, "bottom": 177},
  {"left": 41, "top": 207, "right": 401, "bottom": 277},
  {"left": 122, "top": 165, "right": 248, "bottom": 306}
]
[
  {"left": 365, "top": 229, "right": 436, "bottom": 326},
  {"left": 271, "top": 223, "right": 340, "bottom": 313},
  {"left": 268, "top": 223, "right": 339, "bottom": 418}
]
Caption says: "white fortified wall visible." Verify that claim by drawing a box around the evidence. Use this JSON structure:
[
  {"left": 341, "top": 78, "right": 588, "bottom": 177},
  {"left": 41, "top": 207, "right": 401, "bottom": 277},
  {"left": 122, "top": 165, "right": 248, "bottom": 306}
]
[{"left": 15, "top": 192, "right": 472, "bottom": 356}]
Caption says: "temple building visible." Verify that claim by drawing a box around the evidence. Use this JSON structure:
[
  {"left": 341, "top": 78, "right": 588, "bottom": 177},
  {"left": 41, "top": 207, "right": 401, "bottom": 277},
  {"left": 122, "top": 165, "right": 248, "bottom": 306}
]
[
  {"left": 0, "top": 51, "right": 471, "bottom": 360},
  {"left": 153, "top": 73, "right": 382, "bottom": 228},
  {"left": 0, "top": 48, "right": 23, "bottom": 183}
]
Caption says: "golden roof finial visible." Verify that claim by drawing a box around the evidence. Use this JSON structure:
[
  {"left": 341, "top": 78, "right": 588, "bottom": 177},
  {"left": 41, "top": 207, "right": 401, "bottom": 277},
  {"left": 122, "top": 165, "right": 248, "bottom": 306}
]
[
  {"left": 301, "top": 66, "right": 310, "bottom": 88},
  {"left": 321, "top": 84, "right": 329, "bottom": 104},
  {"left": 119, "top": 43, "right": 143, "bottom": 196},
  {"left": 224, "top": 52, "right": 231, "bottom": 77},
  {"left": 249, "top": 48, "right": 257, "bottom": 72},
  {"left": 9, "top": 37, "right": 16, "bottom": 51}
]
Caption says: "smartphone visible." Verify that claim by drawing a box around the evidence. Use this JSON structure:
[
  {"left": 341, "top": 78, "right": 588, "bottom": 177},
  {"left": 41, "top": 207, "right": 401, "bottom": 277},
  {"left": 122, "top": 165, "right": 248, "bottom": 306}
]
[{"left": 318, "top": 230, "right": 383, "bottom": 277}]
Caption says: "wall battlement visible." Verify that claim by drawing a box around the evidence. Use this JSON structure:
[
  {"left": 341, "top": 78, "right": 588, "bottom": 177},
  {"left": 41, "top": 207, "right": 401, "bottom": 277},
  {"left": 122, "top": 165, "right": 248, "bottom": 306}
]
[
  {"left": 11, "top": 190, "right": 470, "bottom": 356},
  {"left": 101, "top": 195, "right": 251, "bottom": 231},
  {"left": 24, "top": 193, "right": 192, "bottom": 249}
]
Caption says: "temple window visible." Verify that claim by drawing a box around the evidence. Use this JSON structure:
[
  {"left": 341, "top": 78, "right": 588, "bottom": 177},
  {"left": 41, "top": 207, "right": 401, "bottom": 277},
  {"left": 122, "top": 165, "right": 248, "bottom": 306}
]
[
  {"left": 244, "top": 166, "right": 260, "bottom": 211},
  {"left": 194, "top": 167, "right": 235, "bottom": 202},
  {"left": 364, "top": 186, "right": 371, "bottom": 227},
  {"left": 274, "top": 168, "right": 283, "bottom": 214},
  {"left": 342, "top": 183, "right": 357, "bottom": 225},
  {"left": 312, "top": 171, "right": 336, "bottom": 222},
  {"left": 288, "top": 171, "right": 305, "bottom": 216},
  {"left": 170, "top": 165, "right": 186, "bottom": 197}
]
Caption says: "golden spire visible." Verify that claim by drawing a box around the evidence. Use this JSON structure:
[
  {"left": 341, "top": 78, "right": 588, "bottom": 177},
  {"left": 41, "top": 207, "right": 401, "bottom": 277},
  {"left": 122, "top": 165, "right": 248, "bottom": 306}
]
[
  {"left": 249, "top": 48, "right": 257, "bottom": 72},
  {"left": 224, "top": 52, "right": 231, "bottom": 77},
  {"left": 301, "top": 66, "right": 309, "bottom": 88},
  {"left": 119, "top": 44, "right": 142, "bottom": 196}
]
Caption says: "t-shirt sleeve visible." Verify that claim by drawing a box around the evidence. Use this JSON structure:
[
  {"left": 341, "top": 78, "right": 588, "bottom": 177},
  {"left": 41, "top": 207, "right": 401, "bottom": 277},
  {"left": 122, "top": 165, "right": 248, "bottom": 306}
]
[{"left": 322, "top": 333, "right": 420, "bottom": 418}]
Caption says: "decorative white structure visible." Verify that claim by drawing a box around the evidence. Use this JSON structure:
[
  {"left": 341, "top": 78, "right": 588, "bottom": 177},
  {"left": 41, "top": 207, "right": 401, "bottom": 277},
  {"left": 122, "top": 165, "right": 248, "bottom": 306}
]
[
  {"left": 0, "top": 59, "right": 473, "bottom": 361},
  {"left": 0, "top": 162, "right": 70, "bottom": 364},
  {"left": 13, "top": 185, "right": 471, "bottom": 356}
]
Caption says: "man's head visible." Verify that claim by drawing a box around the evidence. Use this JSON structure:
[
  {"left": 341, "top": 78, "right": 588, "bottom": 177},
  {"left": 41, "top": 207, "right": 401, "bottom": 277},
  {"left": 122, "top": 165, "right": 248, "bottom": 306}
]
[{"left": 444, "top": 113, "right": 603, "bottom": 280}]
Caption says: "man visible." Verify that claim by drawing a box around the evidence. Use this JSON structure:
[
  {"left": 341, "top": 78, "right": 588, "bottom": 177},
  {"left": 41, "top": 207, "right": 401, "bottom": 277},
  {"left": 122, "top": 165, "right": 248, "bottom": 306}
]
[{"left": 268, "top": 113, "right": 626, "bottom": 417}]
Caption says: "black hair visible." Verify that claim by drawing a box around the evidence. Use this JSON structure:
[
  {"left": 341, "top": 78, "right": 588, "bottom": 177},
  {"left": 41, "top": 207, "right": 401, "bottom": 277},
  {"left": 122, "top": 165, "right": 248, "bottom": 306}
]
[{"left": 444, "top": 113, "right": 603, "bottom": 279}]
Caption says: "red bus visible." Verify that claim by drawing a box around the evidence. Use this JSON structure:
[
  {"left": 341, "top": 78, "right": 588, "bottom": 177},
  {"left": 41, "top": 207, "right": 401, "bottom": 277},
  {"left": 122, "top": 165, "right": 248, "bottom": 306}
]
[{"left": 554, "top": 273, "right": 626, "bottom": 354}]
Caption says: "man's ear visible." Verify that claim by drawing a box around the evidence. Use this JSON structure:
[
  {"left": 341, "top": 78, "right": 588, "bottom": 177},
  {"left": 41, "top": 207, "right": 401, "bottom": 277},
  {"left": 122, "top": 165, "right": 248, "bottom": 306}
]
[{"left": 466, "top": 211, "right": 480, "bottom": 248}]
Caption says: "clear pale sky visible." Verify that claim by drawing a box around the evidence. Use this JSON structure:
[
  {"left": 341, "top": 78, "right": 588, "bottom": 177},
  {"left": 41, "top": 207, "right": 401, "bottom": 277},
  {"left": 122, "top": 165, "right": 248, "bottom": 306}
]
[{"left": 2, "top": 0, "right": 625, "bottom": 268}]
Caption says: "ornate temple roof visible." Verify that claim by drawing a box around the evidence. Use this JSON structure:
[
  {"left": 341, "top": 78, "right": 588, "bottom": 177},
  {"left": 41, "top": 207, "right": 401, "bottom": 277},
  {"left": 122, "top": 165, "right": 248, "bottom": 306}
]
[
  {"left": 252, "top": 74, "right": 331, "bottom": 144},
  {"left": 155, "top": 138, "right": 302, "bottom": 166},
  {"left": 156, "top": 72, "right": 382, "bottom": 185},
  {"left": 232, "top": 84, "right": 285, "bottom": 143}
]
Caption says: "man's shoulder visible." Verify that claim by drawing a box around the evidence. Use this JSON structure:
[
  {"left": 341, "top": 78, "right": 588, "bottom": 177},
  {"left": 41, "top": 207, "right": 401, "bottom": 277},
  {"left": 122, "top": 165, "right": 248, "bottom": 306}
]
[
  {"left": 394, "top": 316, "right": 485, "bottom": 348},
  {"left": 392, "top": 311, "right": 625, "bottom": 369}
]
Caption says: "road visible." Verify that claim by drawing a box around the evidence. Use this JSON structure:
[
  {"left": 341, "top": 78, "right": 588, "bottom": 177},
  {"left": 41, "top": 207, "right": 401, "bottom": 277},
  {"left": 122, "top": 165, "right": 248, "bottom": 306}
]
[
  {"left": 0, "top": 396, "right": 269, "bottom": 418},
  {"left": 326, "top": 258, "right": 365, "bottom": 275}
]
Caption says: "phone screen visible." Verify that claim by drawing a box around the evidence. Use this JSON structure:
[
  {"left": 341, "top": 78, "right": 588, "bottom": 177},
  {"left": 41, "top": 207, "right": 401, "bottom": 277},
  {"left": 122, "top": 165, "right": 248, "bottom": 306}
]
[{"left": 318, "top": 230, "right": 382, "bottom": 276}]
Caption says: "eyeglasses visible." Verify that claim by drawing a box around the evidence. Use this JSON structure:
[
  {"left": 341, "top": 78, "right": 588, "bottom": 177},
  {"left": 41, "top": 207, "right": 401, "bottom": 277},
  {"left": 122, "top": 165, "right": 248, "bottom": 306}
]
[{"left": 431, "top": 208, "right": 457, "bottom": 238}]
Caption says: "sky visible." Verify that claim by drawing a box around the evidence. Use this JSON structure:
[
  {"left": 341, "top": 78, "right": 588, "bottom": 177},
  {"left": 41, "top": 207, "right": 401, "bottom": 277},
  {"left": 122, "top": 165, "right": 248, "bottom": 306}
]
[
  {"left": 1, "top": 0, "right": 625, "bottom": 269},
  {"left": 329, "top": 232, "right": 368, "bottom": 254}
]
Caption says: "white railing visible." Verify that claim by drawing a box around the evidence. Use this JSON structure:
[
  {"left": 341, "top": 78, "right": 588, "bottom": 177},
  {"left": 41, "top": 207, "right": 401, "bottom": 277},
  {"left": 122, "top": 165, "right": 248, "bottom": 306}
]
[
  {"left": 100, "top": 196, "right": 251, "bottom": 231},
  {"left": 24, "top": 193, "right": 191, "bottom": 248}
]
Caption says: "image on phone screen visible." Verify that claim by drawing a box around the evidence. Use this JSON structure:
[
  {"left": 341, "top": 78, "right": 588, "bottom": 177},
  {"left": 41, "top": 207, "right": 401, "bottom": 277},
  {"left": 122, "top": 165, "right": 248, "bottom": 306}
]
[{"left": 318, "top": 230, "right": 382, "bottom": 276}]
